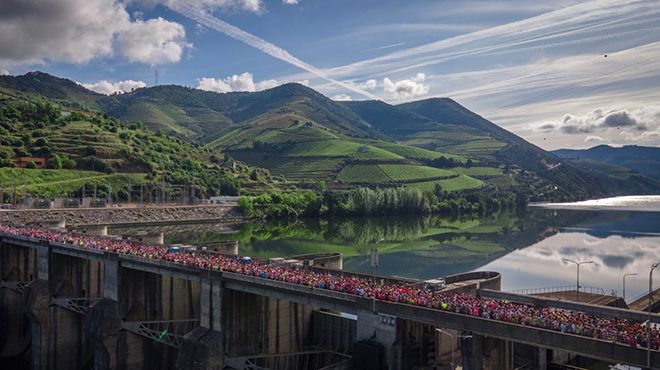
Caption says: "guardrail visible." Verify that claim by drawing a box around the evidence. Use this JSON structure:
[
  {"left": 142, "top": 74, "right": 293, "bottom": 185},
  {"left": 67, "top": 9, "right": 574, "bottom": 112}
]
[{"left": 511, "top": 285, "right": 606, "bottom": 295}]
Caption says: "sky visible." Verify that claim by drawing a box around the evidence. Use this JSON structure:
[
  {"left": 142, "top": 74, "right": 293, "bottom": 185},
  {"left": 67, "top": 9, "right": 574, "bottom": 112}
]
[{"left": 1, "top": 0, "right": 659, "bottom": 150}]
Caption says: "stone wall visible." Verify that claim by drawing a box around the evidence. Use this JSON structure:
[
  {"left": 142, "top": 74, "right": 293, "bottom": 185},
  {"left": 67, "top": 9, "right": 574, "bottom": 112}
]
[{"left": 0, "top": 205, "right": 242, "bottom": 227}]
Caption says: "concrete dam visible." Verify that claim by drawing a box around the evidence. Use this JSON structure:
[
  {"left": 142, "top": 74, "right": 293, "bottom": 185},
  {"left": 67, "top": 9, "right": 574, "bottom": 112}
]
[{"left": 2, "top": 230, "right": 660, "bottom": 370}]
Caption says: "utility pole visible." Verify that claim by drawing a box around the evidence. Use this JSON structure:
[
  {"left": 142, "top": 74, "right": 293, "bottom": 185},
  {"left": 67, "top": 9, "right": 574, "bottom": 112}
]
[
  {"left": 623, "top": 273, "right": 638, "bottom": 302},
  {"left": 648, "top": 263, "right": 659, "bottom": 369},
  {"left": 562, "top": 258, "right": 594, "bottom": 302}
]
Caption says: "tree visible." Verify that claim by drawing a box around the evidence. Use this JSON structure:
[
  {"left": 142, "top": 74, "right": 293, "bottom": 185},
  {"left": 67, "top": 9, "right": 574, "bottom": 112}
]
[
  {"left": 62, "top": 159, "right": 77, "bottom": 169},
  {"left": 466, "top": 159, "right": 474, "bottom": 168},
  {"left": 434, "top": 183, "right": 443, "bottom": 198},
  {"left": 26, "top": 161, "right": 38, "bottom": 169}
]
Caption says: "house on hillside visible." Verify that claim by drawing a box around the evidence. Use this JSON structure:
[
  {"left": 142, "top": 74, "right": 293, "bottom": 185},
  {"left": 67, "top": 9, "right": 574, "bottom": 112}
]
[{"left": 13, "top": 157, "right": 46, "bottom": 169}]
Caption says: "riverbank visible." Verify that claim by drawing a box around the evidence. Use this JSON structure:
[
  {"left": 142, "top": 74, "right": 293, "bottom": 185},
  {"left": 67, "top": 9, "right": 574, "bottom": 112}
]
[
  {"left": 0, "top": 205, "right": 244, "bottom": 227},
  {"left": 530, "top": 195, "right": 660, "bottom": 212}
]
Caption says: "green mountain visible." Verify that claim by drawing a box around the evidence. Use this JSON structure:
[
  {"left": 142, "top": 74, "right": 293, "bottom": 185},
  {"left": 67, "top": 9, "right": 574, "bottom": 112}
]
[
  {"left": 1, "top": 71, "right": 659, "bottom": 200},
  {"left": 0, "top": 85, "right": 274, "bottom": 199},
  {"left": 553, "top": 145, "right": 660, "bottom": 180}
]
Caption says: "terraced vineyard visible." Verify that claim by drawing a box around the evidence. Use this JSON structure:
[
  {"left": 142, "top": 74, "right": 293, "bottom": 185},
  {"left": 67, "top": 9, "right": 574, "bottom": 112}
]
[
  {"left": 408, "top": 175, "right": 484, "bottom": 192},
  {"left": 288, "top": 140, "right": 404, "bottom": 160},
  {"left": 451, "top": 167, "right": 503, "bottom": 177},
  {"left": 372, "top": 142, "right": 466, "bottom": 161},
  {"left": 0, "top": 168, "right": 146, "bottom": 197}
]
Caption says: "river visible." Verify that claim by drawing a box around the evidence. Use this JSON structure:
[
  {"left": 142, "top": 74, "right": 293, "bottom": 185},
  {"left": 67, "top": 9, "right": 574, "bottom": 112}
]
[{"left": 108, "top": 196, "right": 660, "bottom": 303}]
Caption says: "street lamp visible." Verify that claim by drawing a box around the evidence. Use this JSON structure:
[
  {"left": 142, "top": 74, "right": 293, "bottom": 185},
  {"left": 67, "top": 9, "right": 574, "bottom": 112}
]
[
  {"left": 562, "top": 258, "right": 594, "bottom": 302},
  {"left": 648, "top": 262, "right": 659, "bottom": 368},
  {"left": 623, "top": 273, "right": 638, "bottom": 302},
  {"left": 436, "top": 329, "right": 472, "bottom": 370}
]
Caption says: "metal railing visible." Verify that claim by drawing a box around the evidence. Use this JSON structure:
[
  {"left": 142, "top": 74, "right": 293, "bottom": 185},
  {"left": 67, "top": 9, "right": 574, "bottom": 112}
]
[{"left": 511, "top": 285, "right": 606, "bottom": 295}]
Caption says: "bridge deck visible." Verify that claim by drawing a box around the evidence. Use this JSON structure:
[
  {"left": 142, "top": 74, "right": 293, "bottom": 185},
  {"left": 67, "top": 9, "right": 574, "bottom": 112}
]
[
  {"left": 629, "top": 287, "right": 660, "bottom": 312},
  {"left": 3, "top": 232, "right": 660, "bottom": 368}
]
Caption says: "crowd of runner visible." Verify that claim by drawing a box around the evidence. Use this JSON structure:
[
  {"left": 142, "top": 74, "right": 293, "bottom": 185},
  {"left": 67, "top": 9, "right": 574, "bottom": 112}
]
[{"left": 1, "top": 224, "right": 658, "bottom": 350}]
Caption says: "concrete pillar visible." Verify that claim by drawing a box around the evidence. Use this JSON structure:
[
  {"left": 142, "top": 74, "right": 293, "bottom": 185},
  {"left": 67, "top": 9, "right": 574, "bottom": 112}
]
[
  {"left": 200, "top": 276, "right": 223, "bottom": 332},
  {"left": 461, "top": 334, "right": 484, "bottom": 370},
  {"left": 176, "top": 273, "right": 224, "bottom": 370},
  {"left": 472, "top": 335, "right": 484, "bottom": 370},
  {"left": 85, "top": 298, "right": 121, "bottom": 370},
  {"left": 47, "top": 305, "right": 86, "bottom": 370},
  {"left": 539, "top": 347, "right": 548, "bottom": 370},
  {"left": 175, "top": 327, "right": 224, "bottom": 370},
  {"left": 22, "top": 279, "right": 50, "bottom": 370},
  {"left": 357, "top": 309, "right": 400, "bottom": 370},
  {"left": 36, "top": 241, "right": 50, "bottom": 281},
  {"left": 103, "top": 253, "right": 119, "bottom": 301}
]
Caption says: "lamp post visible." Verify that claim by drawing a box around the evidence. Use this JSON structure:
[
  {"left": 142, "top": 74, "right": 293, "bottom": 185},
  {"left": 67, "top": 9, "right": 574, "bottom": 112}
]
[
  {"left": 562, "top": 258, "right": 594, "bottom": 302},
  {"left": 370, "top": 238, "right": 384, "bottom": 284},
  {"left": 623, "top": 273, "right": 638, "bottom": 302},
  {"left": 436, "top": 329, "right": 472, "bottom": 370},
  {"left": 648, "top": 263, "right": 659, "bottom": 368}
]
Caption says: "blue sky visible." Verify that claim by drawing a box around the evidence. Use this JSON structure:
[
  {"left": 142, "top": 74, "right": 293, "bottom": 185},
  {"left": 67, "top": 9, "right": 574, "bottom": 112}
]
[{"left": 1, "top": 0, "right": 659, "bottom": 150}]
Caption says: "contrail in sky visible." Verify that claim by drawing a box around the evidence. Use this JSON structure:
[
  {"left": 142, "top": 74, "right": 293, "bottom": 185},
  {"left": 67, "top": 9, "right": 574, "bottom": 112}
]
[{"left": 170, "top": 3, "right": 380, "bottom": 100}]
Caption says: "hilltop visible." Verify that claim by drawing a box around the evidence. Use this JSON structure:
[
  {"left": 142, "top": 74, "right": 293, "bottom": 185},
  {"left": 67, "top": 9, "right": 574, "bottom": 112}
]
[
  {"left": 0, "top": 90, "right": 274, "bottom": 199},
  {"left": 1, "top": 71, "right": 659, "bottom": 201},
  {"left": 553, "top": 145, "right": 660, "bottom": 180}
]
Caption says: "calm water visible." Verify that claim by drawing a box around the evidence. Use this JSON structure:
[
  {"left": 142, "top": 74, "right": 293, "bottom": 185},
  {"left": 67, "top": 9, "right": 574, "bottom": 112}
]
[{"left": 108, "top": 196, "right": 660, "bottom": 302}]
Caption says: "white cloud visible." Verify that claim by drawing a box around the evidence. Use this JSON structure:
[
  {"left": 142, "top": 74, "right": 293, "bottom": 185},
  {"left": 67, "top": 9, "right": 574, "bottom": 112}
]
[
  {"left": 382, "top": 73, "right": 429, "bottom": 100},
  {"left": 0, "top": 0, "right": 195, "bottom": 67},
  {"left": 0, "top": 69, "right": 9, "bottom": 76},
  {"left": 119, "top": 17, "right": 190, "bottom": 65},
  {"left": 556, "top": 108, "right": 651, "bottom": 134},
  {"left": 134, "top": 0, "right": 263, "bottom": 14},
  {"left": 584, "top": 135, "right": 606, "bottom": 143},
  {"left": 332, "top": 94, "right": 353, "bottom": 101},
  {"left": 256, "top": 79, "right": 280, "bottom": 90},
  {"left": 81, "top": 80, "right": 147, "bottom": 95},
  {"left": 282, "top": 0, "right": 298, "bottom": 5},
  {"left": 532, "top": 105, "right": 660, "bottom": 147},
  {"left": 359, "top": 79, "right": 378, "bottom": 90},
  {"left": 197, "top": 72, "right": 281, "bottom": 93},
  {"left": 172, "top": 3, "right": 380, "bottom": 100}
]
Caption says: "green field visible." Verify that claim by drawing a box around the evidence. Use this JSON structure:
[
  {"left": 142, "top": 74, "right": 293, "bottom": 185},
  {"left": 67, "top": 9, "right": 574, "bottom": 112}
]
[
  {"left": 337, "top": 164, "right": 457, "bottom": 184},
  {"left": 408, "top": 175, "right": 483, "bottom": 192},
  {"left": 337, "top": 165, "right": 389, "bottom": 183},
  {"left": 452, "top": 167, "right": 503, "bottom": 177},
  {"left": 288, "top": 140, "right": 403, "bottom": 160},
  {"left": 0, "top": 168, "right": 146, "bottom": 197},
  {"left": 372, "top": 142, "right": 466, "bottom": 161},
  {"left": 378, "top": 165, "right": 455, "bottom": 181}
]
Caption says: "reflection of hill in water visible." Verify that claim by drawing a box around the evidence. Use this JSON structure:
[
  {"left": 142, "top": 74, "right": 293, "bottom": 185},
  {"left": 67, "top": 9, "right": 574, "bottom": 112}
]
[
  {"left": 109, "top": 208, "right": 623, "bottom": 281},
  {"left": 566, "top": 211, "right": 660, "bottom": 238}
]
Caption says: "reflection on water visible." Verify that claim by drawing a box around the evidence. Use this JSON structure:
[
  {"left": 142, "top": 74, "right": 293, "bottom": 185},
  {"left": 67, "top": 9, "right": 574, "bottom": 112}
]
[
  {"left": 479, "top": 230, "right": 660, "bottom": 300},
  {"left": 108, "top": 206, "right": 660, "bottom": 302}
]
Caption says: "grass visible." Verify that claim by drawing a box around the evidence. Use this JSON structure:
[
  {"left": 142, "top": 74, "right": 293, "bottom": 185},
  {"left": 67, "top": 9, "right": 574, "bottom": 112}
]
[
  {"left": 407, "top": 175, "right": 483, "bottom": 192},
  {"left": 288, "top": 140, "right": 403, "bottom": 160},
  {"left": 372, "top": 142, "right": 466, "bottom": 161},
  {"left": 378, "top": 164, "right": 455, "bottom": 181},
  {"left": 451, "top": 167, "right": 503, "bottom": 177},
  {"left": 0, "top": 168, "right": 146, "bottom": 197},
  {"left": 337, "top": 165, "right": 390, "bottom": 183},
  {"left": 228, "top": 151, "right": 343, "bottom": 181},
  {"left": 337, "top": 164, "right": 456, "bottom": 184}
]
